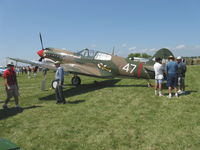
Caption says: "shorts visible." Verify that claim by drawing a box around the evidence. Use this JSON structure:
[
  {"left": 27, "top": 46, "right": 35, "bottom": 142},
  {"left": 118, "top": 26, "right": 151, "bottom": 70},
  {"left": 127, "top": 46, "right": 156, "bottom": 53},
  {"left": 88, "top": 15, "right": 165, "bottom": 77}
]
[
  {"left": 155, "top": 79, "right": 163, "bottom": 84},
  {"left": 6, "top": 84, "right": 19, "bottom": 99},
  {"left": 167, "top": 74, "right": 177, "bottom": 87}
]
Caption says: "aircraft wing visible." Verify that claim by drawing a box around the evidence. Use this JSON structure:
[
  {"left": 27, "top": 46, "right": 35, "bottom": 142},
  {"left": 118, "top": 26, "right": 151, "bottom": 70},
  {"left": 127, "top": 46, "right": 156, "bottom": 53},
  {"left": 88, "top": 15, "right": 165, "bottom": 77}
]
[
  {"left": 8, "top": 57, "right": 111, "bottom": 77},
  {"left": 8, "top": 57, "right": 56, "bottom": 70},
  {"left": 62, "top": 63, "right": 111, "bottom": 77}
]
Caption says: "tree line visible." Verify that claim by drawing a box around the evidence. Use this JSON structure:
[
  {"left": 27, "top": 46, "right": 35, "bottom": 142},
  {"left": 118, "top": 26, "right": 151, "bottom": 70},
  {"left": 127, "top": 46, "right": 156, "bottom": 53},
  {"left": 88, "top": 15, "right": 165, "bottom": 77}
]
[{"left": 127, "top": 48, "right": 200, "bottom": 65}]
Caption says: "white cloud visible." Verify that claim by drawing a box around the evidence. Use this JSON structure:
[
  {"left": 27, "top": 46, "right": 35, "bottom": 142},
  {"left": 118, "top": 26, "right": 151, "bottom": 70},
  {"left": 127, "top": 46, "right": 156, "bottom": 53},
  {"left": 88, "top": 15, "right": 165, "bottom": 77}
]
[
  {"left": 148, "top": 48, "right": 157, "bottom": 52},
  {"left": 90, "top": 44, "right": 96, "bottom": 48},
  {"left": 164, "top": 47, "right": 170, "bottom": 49},
  {"left": 171, "top": 44, "right": 200, "bottom": 56},
  {"left": 175, "top": 44, "right": 185, "bottom": 49},
  {"left": 122, "top": 43, "right": 127, "bottom": 47},
  {"left": 118, "top": 44, "right": 200, "bottom": 57},
  {"left": 142, "top": 49, "right": 148, "bottom": 52},
  {"left": 194, "top": 45, "right": 200, "bottom": 49},
  {"left": 128, "top": 47, "right": 136, "bottom": 51}
]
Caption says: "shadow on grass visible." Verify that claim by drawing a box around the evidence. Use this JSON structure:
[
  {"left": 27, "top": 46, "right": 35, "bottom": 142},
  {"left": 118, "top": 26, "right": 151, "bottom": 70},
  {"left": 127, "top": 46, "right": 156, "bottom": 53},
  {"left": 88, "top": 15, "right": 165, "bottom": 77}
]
[
  {"left": 68, "top": 100, "right": 85, "bottom": 104},
  {"left": 184, "top": 90, "right": 198, "bottom": 95},
  {"left": 113, "top": 84, "right": 148, "bottom": 87},
  {"left": 0, "top": 100, "right": 5, "bottom": 104},
  {"left": 39, "top": 79, "right": 121, "bottom": 101},
  {"left": 0, "top": 105, "right": 43, "bottom": 120},
  {"left": 155, "top": 83, "right": 193, "bottom": 90},
  {"left": 161, "top": 90, "right": 197, "bottom": 96},
  {"left": 39, "top": 79, "right": 153, "bottom": 101}
]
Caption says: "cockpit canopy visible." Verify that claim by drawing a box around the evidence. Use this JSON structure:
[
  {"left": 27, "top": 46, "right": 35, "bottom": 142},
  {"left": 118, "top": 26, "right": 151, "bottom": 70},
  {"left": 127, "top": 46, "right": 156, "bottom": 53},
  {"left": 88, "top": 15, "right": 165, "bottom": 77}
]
[
  {"left": 77, "top": 48, "right": 96, "bottom": 58},
  {"left": 76, "top": 48, "right": 112, "bottom": 61}
]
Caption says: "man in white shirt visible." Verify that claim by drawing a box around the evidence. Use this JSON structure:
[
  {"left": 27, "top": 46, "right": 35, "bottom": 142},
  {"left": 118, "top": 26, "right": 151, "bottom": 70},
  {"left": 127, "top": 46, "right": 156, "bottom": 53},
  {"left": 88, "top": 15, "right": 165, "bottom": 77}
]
[{"left": 154, "top": 57, "right": 164, "bottom": 96}]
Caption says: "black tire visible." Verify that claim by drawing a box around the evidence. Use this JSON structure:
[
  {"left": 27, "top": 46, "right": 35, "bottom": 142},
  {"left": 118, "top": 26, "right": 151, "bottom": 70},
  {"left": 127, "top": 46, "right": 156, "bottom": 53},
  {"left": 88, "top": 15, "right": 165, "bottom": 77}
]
[{"left": 71, "top": 76, "right": 81, "bottom": 86}]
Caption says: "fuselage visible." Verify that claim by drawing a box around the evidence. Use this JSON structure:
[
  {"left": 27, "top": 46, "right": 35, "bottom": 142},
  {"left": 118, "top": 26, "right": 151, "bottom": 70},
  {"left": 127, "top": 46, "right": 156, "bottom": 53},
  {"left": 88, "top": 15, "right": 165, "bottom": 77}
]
[{"left": 38, "top": 48, "right": 155, "bottom": 79}]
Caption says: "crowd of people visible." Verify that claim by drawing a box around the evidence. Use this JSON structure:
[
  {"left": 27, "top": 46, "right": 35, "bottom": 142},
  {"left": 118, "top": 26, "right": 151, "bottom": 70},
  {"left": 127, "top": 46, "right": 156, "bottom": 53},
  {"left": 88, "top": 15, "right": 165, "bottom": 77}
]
[
  {"left": 154, "top": 55, "right": 187, "bottom": 98},
  {"left": 14, "top": 66, "right": 39, "bottom": 78}
]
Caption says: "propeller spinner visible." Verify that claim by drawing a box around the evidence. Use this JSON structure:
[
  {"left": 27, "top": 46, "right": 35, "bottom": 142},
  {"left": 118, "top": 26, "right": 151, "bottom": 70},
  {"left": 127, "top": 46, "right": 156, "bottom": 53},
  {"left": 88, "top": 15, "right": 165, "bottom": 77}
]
[{"left": 37, "top": 49, "right": 44, "bottom": 57}]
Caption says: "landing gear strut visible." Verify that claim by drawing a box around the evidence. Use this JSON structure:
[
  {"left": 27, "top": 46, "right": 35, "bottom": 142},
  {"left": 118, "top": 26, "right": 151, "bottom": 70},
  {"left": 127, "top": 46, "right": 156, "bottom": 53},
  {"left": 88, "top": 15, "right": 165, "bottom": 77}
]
[{"left": 71, "top": 75, "right": 81, "bottom": 86}]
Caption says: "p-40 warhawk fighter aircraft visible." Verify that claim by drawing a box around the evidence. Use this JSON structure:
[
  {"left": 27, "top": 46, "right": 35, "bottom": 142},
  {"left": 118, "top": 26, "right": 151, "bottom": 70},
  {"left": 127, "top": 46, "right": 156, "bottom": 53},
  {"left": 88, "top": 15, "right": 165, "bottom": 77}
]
[{"left": 9, "top": 34, "right": 173, "bottom": 87}]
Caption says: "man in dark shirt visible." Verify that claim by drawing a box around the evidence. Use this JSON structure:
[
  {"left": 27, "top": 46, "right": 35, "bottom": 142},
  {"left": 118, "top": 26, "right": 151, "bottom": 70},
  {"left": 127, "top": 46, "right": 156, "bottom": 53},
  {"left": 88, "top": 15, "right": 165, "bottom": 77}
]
[
  {"left": 2, "top": 62, "right": 20, "bottom": 109},
  {"left": 166, "top": 56, "right": 178, "bottom": 98},
  {"left": 177, "top": 56, "right": 187, "bottom": 94}
]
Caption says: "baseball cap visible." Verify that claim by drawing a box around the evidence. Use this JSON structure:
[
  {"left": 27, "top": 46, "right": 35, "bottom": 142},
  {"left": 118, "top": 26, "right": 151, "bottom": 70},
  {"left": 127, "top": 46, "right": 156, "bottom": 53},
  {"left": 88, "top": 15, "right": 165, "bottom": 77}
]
[
  {"left": 177, "top": 56, "right": 182, "bottom": 59},
  {"left": 168, "top": 55, "right": 174, "bottom": 59}
]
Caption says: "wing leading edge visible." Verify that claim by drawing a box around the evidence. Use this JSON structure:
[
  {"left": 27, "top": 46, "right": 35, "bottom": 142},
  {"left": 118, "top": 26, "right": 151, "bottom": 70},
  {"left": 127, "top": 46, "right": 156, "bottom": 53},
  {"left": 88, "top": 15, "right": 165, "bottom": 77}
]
[{"left": 8, "top": 57, "right": 56, "bottom": 70}]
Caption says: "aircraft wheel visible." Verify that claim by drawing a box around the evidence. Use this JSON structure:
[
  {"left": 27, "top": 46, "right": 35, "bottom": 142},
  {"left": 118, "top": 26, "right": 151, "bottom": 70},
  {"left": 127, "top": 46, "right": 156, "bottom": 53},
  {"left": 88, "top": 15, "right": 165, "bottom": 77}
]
[
  {"left": 51, "top": 80, "right": 58, "bottom": 89},
  {"left": 71, "top": 76, "right": 81, "bottom": 86}
]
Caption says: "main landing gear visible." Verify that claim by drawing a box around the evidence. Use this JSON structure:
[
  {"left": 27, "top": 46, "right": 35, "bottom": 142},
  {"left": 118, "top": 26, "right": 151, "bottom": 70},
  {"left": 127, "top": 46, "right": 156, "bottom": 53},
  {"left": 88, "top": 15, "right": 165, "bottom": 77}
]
[
  {"left": 51, "top": 75, "right": 81, "bottom": 89},
  {"left": 71, "top": 75, "right": 81, "bottom": 86}
]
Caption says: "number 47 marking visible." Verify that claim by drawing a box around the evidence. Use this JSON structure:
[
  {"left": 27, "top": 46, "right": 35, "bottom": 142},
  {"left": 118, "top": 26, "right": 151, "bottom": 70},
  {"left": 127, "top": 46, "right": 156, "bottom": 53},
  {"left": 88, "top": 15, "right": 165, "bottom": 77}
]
[{"left": 122, "top": 63, "right": 137, "bottom": 73}]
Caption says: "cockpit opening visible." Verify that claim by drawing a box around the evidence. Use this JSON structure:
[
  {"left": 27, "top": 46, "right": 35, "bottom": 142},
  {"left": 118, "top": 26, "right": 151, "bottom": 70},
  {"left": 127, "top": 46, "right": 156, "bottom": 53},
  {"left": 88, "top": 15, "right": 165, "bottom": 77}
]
[
  {"left": 76, "top": 48, "right": 112, "bottom": 61},
  {"left": 77, "top": 48, "right": 96, "bottom": 58}
]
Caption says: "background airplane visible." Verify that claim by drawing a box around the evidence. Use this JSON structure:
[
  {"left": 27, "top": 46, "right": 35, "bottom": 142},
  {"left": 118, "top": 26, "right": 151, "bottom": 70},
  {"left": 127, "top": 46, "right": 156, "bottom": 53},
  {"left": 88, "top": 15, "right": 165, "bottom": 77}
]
[{"left": 9, "top": 33, "right": 174, "bottom": 87}]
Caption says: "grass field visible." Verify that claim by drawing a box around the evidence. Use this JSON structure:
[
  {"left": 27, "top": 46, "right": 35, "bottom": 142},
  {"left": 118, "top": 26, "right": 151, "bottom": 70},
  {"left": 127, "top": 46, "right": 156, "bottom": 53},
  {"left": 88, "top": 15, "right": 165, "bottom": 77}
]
[{"left": 0, "top": 65, "right": 200, "bottom": 150}]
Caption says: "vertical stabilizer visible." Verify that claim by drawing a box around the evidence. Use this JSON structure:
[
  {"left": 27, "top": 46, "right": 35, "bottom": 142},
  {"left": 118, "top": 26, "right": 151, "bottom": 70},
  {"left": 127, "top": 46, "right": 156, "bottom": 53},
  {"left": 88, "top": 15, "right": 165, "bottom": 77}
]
[{"left": 146, "top": 48, "right": 174, "bottom": 65}]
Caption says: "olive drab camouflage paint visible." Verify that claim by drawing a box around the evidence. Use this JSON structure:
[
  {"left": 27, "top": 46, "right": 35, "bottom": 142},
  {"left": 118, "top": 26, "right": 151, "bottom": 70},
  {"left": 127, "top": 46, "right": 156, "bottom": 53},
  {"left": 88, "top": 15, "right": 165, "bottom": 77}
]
[
  {"left": 9, "top": 33, "right": 175, "bottom": 86},
  {"left": 9, "top": 47, "right": 174, "bottom": 86}
]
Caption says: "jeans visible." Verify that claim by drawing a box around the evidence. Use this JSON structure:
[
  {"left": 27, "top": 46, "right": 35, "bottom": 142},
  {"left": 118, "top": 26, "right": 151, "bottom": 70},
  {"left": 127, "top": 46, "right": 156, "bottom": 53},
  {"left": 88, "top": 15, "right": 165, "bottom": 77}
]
[{"left": 55, "top": 84, "right": 65, "bottom": 102}]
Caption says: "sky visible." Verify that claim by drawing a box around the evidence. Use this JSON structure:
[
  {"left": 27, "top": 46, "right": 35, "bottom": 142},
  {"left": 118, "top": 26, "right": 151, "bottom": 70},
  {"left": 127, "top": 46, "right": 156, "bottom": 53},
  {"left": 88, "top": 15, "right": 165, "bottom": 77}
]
[{"left": 0, "top": 0, "right": 200, "bottom": 65}]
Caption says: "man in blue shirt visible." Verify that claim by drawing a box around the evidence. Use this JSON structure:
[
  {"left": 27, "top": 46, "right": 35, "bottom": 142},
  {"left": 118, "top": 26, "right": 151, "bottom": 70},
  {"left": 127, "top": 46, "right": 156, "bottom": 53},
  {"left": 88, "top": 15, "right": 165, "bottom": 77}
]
[
  {"left": 166, "top": 56, "right": 178, "bottom": 98},
  {"left": 55, "top": 61, "right": 66, "bottom": 104}
]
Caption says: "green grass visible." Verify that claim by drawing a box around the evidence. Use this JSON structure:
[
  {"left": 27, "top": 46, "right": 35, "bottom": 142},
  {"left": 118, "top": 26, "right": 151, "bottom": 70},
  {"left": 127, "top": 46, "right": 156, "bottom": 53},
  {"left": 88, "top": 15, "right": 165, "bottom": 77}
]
[{"left": 0, "top": 66, "right": 200, "bottom": 150}]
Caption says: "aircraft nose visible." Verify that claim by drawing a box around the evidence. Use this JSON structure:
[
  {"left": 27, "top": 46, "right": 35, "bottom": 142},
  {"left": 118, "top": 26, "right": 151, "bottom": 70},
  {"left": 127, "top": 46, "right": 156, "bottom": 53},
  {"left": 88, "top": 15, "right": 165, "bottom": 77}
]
[{"left": 37, "top": 49, "right": 44, "bottom": 57}]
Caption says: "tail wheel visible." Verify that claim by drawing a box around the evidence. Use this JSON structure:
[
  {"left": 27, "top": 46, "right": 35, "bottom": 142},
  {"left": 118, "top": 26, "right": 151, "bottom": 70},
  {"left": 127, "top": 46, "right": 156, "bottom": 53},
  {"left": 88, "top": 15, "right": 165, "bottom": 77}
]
[{"left": 71, "top": 76, "right": 81, "bottom": 86}]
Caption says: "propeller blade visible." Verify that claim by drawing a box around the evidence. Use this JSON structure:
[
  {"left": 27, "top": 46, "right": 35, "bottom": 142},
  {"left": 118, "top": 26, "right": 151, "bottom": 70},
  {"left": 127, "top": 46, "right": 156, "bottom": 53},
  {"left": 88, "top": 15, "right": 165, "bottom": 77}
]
[
  {"left": 112, "top": 46, "right": 115, "bottom": 55},
  {"left": 39, "top": 32, "right": 44, "bottom": 50}
]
